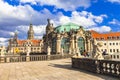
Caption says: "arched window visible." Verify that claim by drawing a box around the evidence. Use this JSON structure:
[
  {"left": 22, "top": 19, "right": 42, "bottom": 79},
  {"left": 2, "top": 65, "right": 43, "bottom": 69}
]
[
  {"left": 61, "top": 37, "right": 70, "bottom": 53},
  {"left": 77, "top": 37, "right": 85, "bottom": 53}
]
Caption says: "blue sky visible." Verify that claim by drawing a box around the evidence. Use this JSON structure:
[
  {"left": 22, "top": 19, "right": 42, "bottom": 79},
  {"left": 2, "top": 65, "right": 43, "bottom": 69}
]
[{"left": 0, "top": 0, "right": 120, "bottom": 46}]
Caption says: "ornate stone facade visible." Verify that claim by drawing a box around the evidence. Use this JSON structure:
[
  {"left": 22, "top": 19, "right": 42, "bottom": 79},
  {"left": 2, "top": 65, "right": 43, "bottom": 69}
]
[
  {"left": 8, "top": 24, "right": 43, "bottom": 55},
  {"left": 43, "top": 19, "right": 92, "bottom": 55}
]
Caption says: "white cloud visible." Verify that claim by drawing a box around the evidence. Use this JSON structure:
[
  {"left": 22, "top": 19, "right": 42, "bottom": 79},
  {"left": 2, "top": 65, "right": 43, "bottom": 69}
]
[
  {"left": 0, "top": 0, "right": 61, "bottom": 27},
  {"left": 108, "top": 0, "right": 120, "bottom": 4},
  {"left": 88, "top": 26, "right": 111, "bottom": 33},
  {"left": 0, "top": 29, "right": 15, "bottom": 38},
  {"left": 20, "top": 0, "right": 92, "bottom": 11},
  {"left": 109, "top": 19, "right": 120, "bottom": 25},
  {"left": 0, "top": 37, "right": 9, "bottom": 46},
  {"left": 0, "top": 37, "right": 8, "bottom": 42},
  {"left": 9, "top": 32, "right": 15, "bottom": 37},
  {"left": 57, "top": 11, "right": 107, "bottom": 28}
]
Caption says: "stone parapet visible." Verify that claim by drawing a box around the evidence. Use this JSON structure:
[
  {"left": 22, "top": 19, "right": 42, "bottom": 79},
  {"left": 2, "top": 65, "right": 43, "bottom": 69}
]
[{"left": 72, "top": 57, "right": 120, "bottom": 78}]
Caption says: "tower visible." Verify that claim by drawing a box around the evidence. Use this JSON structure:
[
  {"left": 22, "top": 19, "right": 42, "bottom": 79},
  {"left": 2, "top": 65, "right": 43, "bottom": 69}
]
[{"left": 27, "top": 23, "right": 34, "bottom": 40}]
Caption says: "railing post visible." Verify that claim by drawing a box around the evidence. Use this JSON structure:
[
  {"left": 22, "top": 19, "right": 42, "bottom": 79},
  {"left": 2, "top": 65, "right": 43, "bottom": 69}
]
[
  {"left": 95, "top": 60, "right": 100, "bottom": 73},
  {"left": 6, "top": 57, "right": 10, "bottom": 63},
  {"left": 26, "top": 56, "right": 30, "bottom": 61}
]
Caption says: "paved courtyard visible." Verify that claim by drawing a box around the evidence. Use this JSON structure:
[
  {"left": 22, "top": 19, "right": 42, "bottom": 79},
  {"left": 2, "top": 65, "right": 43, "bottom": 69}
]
[{"left": 0, "top": 59, "right": 119, "bottom": 80}]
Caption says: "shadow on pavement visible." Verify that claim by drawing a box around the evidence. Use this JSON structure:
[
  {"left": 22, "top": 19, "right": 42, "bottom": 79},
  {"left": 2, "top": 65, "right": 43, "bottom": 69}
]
[{"left": 48, "top": 62, "right": 119, "bottom": 80}]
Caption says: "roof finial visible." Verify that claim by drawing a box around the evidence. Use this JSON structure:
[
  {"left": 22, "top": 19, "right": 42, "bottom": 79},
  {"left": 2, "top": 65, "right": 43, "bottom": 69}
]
[{"left": 30, "top": 14, "right": 33, "bottom": 24}]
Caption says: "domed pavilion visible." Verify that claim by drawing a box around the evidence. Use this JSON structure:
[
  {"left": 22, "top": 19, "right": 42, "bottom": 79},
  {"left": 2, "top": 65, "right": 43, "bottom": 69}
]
[{"left": 43, "top": 19, "right": 92, "bottom": 54}]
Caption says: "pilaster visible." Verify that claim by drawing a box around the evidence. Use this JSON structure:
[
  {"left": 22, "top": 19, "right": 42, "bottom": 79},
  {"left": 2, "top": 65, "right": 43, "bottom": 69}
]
[{"left": 56, "top": 34, "right": 61, "bottom": 54}]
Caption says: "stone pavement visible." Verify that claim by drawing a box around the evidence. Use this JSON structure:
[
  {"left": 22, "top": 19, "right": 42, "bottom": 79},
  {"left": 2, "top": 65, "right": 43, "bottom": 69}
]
[{"left": 0, "top": 59, "right": 119, "bottom": 80}]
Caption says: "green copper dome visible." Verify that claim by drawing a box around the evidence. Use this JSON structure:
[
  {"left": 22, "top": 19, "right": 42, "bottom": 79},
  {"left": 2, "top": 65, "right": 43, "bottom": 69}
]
[{"left": 55, "top": 23, "right": 80, "bottom": 33}]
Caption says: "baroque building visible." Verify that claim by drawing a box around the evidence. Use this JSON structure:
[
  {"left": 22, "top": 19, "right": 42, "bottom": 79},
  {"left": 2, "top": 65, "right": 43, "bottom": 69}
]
[
  {"left": 91, "top": 30, "right": 120, "bottom": 54},
  {"left": 43, "top": 19, "right": 92, "bottom": 54},
  {"left": 8, "top": 24, "right": 43, "bottom": 55}
]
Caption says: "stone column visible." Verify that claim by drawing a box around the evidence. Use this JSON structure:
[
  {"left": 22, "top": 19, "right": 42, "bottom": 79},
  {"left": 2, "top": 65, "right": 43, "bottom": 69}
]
[
  {"left": 84, "top": 38, "right": 87, "bottom": 51},
  {"left": 70, "top": 34, "right": 75, "bottom": 54},
  {"left": 56, "top": 34, "right": 61, "bottom": 54},
  {"left": 87, "top": 39, "right": 91, "bottom": 52},
  {"left": 75, "top": 36, "right": 78, "bottom": 54}
]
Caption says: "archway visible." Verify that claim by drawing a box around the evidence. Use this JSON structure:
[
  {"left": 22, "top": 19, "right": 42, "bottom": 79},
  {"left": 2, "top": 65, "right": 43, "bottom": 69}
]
[
  {"left": 61, "top": 37, "right": 70, "bottom": 53},
  {"left": 77, "top": 37, "right": 85, "bottom": 54}
]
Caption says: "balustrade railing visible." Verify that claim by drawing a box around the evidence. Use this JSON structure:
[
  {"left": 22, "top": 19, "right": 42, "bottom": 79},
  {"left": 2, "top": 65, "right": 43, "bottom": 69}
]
[
  {"left": 100, "top": 60, "right": 120, "bottom": 77},
  {"left": 72, "top": 58, "right": 120, "bottom": 78},
  {"left": 30, "top": 55, "right": 48, "bottom": 61},
  {"left": 0, "top": 54, "right": 73, "bottom": 63}
]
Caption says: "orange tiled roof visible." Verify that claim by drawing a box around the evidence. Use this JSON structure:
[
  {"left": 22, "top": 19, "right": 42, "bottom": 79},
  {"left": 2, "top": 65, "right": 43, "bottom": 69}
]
[
  {"left": 31, "top": 39, "right": 41, "bottom": 45},
  {"left": 17, "top": 39, "right": 42, "bottom": 45},
  {"left": 17, "top": 40, "right": 26, "bottom": 45},
  {"left": 90, "top": 30, "right": 120, "bottom": 40}
]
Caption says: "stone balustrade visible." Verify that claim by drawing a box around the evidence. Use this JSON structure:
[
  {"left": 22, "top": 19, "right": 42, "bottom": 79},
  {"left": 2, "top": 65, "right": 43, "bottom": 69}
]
[
  {"left": 72, "top": 57, "right": 120, "bottom": 78},
  {"left": 0, "top": 54, "right": 73, "bottom": 63}
]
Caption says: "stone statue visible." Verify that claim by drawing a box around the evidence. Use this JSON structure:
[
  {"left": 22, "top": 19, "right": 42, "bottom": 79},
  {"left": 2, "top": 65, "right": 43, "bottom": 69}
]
[
  {"left": 26, "top": 47, "right": 30, "bottom": 56},
  {"left": 0, "top": 49, "right": 5, "bottom": 56},
  {"left": 47, "top": 46, "right": 51, "bottom": 55},
  {"left": 93, "top": 42, "right": 104, "bottom": 59},
  {"left": 92, "top": 38, "right": 97, "bottom": 57}
]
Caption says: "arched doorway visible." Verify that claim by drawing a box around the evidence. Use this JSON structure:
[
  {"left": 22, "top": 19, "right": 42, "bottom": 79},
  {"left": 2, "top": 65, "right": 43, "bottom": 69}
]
[
  {"left": 77, "top": 37, "right": 85, "bottom": 53},
  {"left": 61, "top": 37, "right": 70, "bottom": 53}
]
